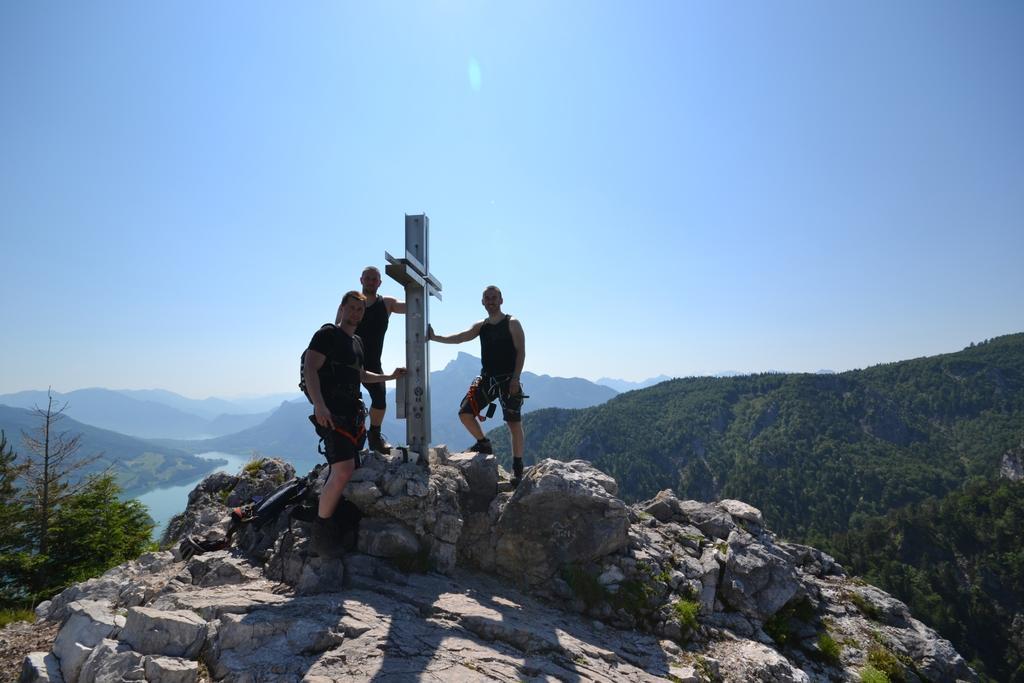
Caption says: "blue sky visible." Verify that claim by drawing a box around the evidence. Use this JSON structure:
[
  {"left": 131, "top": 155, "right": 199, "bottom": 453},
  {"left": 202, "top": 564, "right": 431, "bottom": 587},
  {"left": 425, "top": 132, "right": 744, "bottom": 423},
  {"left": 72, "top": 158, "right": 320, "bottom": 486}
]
[{"left": 2, "top": 1, "right": 1021, "bottom": 397}]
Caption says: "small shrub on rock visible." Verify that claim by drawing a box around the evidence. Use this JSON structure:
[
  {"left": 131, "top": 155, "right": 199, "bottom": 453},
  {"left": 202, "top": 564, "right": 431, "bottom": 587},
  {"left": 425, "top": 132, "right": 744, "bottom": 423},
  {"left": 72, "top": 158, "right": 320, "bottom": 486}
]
[
  {"left": 817, "top": 632, "right": 841, "bottom": 664},
  {"left": 562, "top": 564, "right": 607, "bottom": 609},
  {"left": 672, "top": 598, "right": 699, "bottom": 632},
  {"left": 610, "top": 579, "right": 653, "bottom": 618},
  {"left": 243, "top": 458, "right": 268, "bottom": 477},
  {"left": 867, "top": 646, "right": 905, "bottom": 683},
  {"left": 859, "top": 665, "right": 890, "bottom": 683},
  {"left": 850, "top": 592, "right": 882, "bottom": 621}
]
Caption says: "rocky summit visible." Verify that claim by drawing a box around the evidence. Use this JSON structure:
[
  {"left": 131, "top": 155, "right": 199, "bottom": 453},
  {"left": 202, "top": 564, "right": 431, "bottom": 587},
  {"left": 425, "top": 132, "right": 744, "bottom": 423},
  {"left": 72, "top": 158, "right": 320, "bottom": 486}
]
[{"left": 19, "top": 449, "right": 977, "bottom": 682}]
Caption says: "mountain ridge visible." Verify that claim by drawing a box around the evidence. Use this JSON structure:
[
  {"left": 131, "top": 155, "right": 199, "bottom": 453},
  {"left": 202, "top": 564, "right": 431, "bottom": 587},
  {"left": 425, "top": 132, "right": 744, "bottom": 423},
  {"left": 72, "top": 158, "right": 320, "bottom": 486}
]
[
  {"left": 162, "top": 353, "right": 617, "bottom": 465},
  {"left": 0, "top": 388, "right": 281, "bottom": 440},
  {"left": 0, "top": 405, "right": 220, "bottom": 497}
]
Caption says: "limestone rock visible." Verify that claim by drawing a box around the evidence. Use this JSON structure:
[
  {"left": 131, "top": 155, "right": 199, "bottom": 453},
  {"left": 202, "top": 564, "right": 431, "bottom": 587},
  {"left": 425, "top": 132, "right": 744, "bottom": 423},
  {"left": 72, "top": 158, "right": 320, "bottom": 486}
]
[
  {"left": 716, "top": 499, "right": 765, "bottom": 527},
  {"left": 51, "top": 600, "right": 121, "bottom": 683},
  {"left": 40, "top": 552, "right": 175, "bottom": 623},
  {"left": 185, "top": 552, "right": 258, "bottom": 587},
  {"left": 143, "top": 656, "right": 199, "bottom": 683},
  {"left": 707, "top": 639, "right": 811, "bottom": 682},
  {"left": 18, "top": 652, "right": 63, "bottom": 683},
  {"left": 19, "top": 455, "right": 978, "bottom": 683},
  {"left": 448, "top": 451, "right": 499, "bottom": 512},
  {"left": 492, "top": 459, "right": 630, "bottom": 585},
  {"left": 1001, "top": 441, "right": 1024, "bottom": 481},
  {"left": 719, "top": 530, "right": 801, "bottom": 620},
  {"left": 77, "top": 638, "right": 144, "bottom": 682},
  {"left": 357, "top": 519, "right": 420, "bottom": 558},
  {"left": 641, "top": 490, "right": 736, "bottom": 539},
  {"left": 119, "top": 607, "right": 207, "bottom": 658}
]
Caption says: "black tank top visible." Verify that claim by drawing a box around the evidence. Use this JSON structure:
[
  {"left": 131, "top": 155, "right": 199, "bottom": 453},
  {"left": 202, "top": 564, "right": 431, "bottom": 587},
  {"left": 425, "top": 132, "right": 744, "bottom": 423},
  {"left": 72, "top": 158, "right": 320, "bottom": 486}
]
[
  {"left": 355, "top": 297, "right": 389, "bottom": 368},
  {"left": 480, "top": 315, "right": 517, "bottom": 377}
]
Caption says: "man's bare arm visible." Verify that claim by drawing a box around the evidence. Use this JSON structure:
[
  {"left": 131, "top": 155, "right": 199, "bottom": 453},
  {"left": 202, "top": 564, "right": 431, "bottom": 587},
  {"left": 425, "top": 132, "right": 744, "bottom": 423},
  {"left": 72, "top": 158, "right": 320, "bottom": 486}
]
[
  {"left": 428, "top": 322, "right": 483, "bottom": 344},
  {"left": 509, "top": 318, "right": 526, "bottom": 393},
  {"left": 302, "top": 349, "right": 334, "bottom": 429},
  {"left": 361, "top": 367, "right": 407, "bottom": 383},
  {"left": 385, "top": 297, "right": 407, "bottom": 315}
]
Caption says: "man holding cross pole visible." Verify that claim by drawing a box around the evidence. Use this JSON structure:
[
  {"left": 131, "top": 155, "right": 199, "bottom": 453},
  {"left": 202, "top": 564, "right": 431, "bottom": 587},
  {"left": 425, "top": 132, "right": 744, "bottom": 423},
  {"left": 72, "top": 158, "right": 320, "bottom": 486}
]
[
  {"left": 337, "top": 265, "right": 406, "bottom": 454},
  {"left": 429, "top": 285, "right": 528, "bottom": 487}
]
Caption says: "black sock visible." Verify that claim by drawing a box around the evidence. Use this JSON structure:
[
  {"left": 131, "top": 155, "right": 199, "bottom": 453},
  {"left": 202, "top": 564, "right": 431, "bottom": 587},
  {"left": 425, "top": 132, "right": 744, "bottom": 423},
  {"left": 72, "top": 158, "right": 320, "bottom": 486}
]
[
  {"left": 513, "top": 458, "right": 523, "bottom": 479},
  {"left": 370, "top": 425, "right": 381, "bottom": 434}
]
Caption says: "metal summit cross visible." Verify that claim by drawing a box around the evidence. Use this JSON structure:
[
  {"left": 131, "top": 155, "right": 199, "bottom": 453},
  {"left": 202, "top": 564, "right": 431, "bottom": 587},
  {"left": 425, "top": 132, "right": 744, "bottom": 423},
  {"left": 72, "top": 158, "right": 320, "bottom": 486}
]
[{"left": 384, "top": 214, "right": 442, "bottom": 460}]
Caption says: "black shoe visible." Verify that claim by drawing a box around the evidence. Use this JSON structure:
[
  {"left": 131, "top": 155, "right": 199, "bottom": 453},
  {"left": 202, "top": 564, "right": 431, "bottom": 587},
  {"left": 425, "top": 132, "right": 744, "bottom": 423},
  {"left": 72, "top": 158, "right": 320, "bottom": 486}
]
[
  {"left": 311, "top": 518, "right": 344, "bottom": 558},
  {"left": 290, "top": 503, "right": 318, "bottom": 523},
  {"left": 510, "top": 458, "right": 524, "bottom": 488},
  {"left": 368, "top": 429, "right": 391, "bottom": 455},
  {"left": 471, "top": 438, "right": 493, "bottom": 455}
]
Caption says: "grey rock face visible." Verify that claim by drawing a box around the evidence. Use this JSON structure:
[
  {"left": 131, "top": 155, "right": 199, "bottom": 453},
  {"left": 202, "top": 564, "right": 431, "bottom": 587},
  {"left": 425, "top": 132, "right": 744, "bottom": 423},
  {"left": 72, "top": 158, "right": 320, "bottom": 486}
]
[
  {"left": 641, "top": 490, "right": 737, "bottom": 540},
  {"left": 707, "top": 640, "right": 811, "bottom": 682},
  {"left": 719, "top": 530, "right": 801, "bottom": 620},
  {"left": 448, "top": 450, "right": 499, "bottom": 512},
  {"left": 184, "top": 552, "right": 259, "bottom": 587},
  {"left": 22, "top": 452, "right": 977, "bottom": 683},
  {"left": 18, "top": 652, "right": 63, "bottom": 683},
  {"left": 119, "top": 607, "right": 207, "bottom": 658},
  {"left": 357, "top": 519, "right": 421, "bottom": 558},
  {"left": 1001, "top": 442, "right": 1024, "bottom": 481},
  {"left": 492, "top": 459, "right": 631, "bottom": 585},
  {"left": 716, "top": 499, "right": 764, "bottom": 527},
  {"left": 40, "top": 552, "right": 176, "bottom": 623},
  {"left": 51, "top": 600, "right": 122, "bottom": 683},
  {"left": 143, "top": 656, "right": 199, "bottom": 683},
  {"left": 77, "top": 639, "right": 144, "bottom": 682}
]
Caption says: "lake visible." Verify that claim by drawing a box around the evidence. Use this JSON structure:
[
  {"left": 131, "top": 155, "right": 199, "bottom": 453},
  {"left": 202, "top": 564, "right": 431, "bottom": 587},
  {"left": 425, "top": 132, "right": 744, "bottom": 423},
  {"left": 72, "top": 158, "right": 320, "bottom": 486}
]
[{"left": 135, "top": 451, "right": 249, "bottom": 539}]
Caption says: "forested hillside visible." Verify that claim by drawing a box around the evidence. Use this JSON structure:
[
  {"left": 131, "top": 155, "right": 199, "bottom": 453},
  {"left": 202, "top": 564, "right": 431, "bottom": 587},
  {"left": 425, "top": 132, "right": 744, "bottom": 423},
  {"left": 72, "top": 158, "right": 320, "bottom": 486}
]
[
  {"left": 488, "top": 333, "right": 1024, "bottom": 680},
  {"left": 830, "top": 476, "right": 1024, "bottom": 681},
  {"left": 491, "top": 333, "right": 1023, "bottom": 541},
  {"left": 0, "top": 405, "right": 219, "bottom": 497}
]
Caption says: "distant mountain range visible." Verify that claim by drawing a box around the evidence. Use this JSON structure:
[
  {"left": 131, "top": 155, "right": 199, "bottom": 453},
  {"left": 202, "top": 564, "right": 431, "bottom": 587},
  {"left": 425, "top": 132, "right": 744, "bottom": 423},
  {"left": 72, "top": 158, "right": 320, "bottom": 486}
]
[
  {"left": 162, "top": 353, "right": 619, "bottom": 468},
  {"left": 0, "top": 355, "right": 618, "bottom": 482},
  {"left": 381, "top": 352, "right": 618, "bottom": 449},
  {"left": 0, "top": 405, "right": 220, "bottom": 497},
  {"left": 114, "top": 389, "right": 299, "bottom": 419},
  {"left": 595, "top": 375, "right": 672, "bottom": 392},
  {"left": 0, "top": 388, "right": 298, "bottom": 440}
]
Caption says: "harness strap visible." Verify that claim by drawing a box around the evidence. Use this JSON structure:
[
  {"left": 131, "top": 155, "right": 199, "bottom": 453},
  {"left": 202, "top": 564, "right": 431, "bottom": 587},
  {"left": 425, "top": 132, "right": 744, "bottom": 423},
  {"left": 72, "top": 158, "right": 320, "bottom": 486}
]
[
  {"left": 465, "top": 376, "right": 486, "bottom": 422},
  {"left": 329, "top": 422, "right": 366, "bottom": 446}
]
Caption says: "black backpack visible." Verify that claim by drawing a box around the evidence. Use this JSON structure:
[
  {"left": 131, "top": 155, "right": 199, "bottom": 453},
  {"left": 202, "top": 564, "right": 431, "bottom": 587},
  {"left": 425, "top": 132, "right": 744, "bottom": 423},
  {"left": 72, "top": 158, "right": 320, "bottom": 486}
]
[
  {"left": 238, "top": 478, "right": 310, "bottom": 529},
  {"left": 299, "top": 323, "right": 338, "bottom": 401},
  {"left": 178, "top": 478, "right": 311, "bottom": 560}
]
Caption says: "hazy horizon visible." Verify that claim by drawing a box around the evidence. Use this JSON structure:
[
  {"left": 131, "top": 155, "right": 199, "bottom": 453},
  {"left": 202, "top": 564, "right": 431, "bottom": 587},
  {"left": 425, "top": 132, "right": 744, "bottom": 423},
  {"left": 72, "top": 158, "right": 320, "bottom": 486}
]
[{"left": 3, "top": 2, "right": 1021, "bottom": 396}]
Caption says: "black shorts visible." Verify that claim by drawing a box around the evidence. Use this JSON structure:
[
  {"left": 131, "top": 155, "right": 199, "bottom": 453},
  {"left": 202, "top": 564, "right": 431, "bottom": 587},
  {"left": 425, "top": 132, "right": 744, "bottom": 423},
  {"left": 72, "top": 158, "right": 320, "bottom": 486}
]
[
  {"left": 459, "top": 375, "right": 524, "bottom": 423},
  {"left": 362, "top": 362, "right": 386, "bottom": 410},
  {"left": 309, "top": 406, "right": 366, "bottom": 464}
]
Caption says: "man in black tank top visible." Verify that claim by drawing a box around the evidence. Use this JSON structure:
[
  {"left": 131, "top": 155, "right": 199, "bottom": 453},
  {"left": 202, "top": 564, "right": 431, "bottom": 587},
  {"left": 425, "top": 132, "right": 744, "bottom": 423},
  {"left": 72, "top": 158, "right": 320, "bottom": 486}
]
[
  {"left": 429, "top": 285, "right": 529, "bottom": 487},
  {"left": 306, "top": 290, "right": 405, "bottom": 555},
  {"left": 336, "top": 266, "right": 406, "bottom": 454}
]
